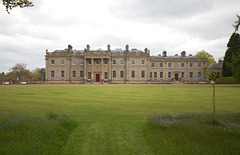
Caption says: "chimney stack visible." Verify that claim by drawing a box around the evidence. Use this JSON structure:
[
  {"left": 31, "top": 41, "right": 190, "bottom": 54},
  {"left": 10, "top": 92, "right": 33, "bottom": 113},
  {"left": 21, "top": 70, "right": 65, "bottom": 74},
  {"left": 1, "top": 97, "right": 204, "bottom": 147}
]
[
  {"left": 181, "top": 51, "right": 186, "bottom": 57},
  {"left": 162, "top": 51, "right": 167, "bottom": 57}
]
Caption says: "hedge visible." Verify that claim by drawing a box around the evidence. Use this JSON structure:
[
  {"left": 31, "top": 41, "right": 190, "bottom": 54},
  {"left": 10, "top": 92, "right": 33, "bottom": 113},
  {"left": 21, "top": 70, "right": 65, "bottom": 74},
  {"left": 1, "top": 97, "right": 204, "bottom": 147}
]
[{"left": 216, "top": 77, "right": 240, "bottom": 84}]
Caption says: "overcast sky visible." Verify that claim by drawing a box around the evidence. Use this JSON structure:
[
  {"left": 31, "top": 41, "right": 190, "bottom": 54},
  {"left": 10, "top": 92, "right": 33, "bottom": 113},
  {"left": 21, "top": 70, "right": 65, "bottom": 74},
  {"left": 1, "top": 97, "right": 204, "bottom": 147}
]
[{"left": 0, "top": 0, "right": 239, "bottom": 73}]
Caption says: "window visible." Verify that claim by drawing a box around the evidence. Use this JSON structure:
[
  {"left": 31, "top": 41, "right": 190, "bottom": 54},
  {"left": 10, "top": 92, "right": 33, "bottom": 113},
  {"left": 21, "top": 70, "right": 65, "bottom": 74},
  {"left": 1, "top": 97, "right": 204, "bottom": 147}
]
[
  {"left": 120, "top": 60, "right": 124, "bottom": 65},
  {"left": 131, "top": 60, "right": 135, "bottom": 65},
  {"left": 131, "top": 71, "right": 135, "bottom": 78},
  {"left": 168, "top": 63, "right": 172, "bottom": 68},
  {"left": 168, "top": 72, "right": 171, "bottom": 79},
  {"left": 61, "top": 60, "right": 64, "bottom": 65},
  {"left": 190, "top": 63, "right": 193, "bottom": 68},
  {"left": 80, "top": 71, "right": 84, "bottom": 78},
  {"left": 154, "top": 72, "right": 157, "bottom": 79},
  {"left": 104, "top": 72, "right": 108, "bottom": 79},
  {"left": 88, "top": 59, "right": 91, "bottom": 65},
  {"left": 113, "top": 60, "right": 116, "bottom": 65},
  {"left": 160, "top": 63, "right": 163, "bottom": 68},
  {"left": 51, "top": 71, "right": 54, "bottom": 78},
  {"left": 141, "top": 60, "right": 145, "bottom": 65},
  {"left": 72, "top": 71, "right": 76, "bottom": 78},
  {"left": 181, "top": 72, "right": 185, "bottom": 78},
  {"left": 51, "top": 60, "right": 54, "bottom": 65},
  {"left": 141, "top": 71, "right": 145, "bottom": 78},
  {"left": 96, "top": 60, "right": 100, "bottom": 64},
  {"left": 120, "top": 71, "right": 124, "bottom": 78},
  {"left": 150, "top": 72, "right": 152, "bottom": 78},
  {"left": 151, "top": 63, "right": 155, "bottom": 68},
  {"left": 190, "top": 72, "right": 193, "bottom": 78},
  {"left": 80, "top": 60, "right": 84, "bottom": 65},
  {"left": 104, "top": 59, "right": 108, "bottom": 64},
  {"left": 113, "top": 71, "right": 116, "bottom": 78},
  {"left": 88, "top": 72, "right": 91, "bottom": 79},
  {"left": 198, "top": 72, "right": 201, "bottom": 79},
  {"left": 198, "top": 63, "right": 201, "bottom": 67},
  {"left": 72, "top": 60, "right": 76, "bottom": 65},
  {"left": 160, "top": 72, "right": 163, "bottom": 79},
  {"left": 61, "top": 71, "right": 64, "bottom": 78},
  {"left": 181, "top": 63, "right": 184, "bottom": 68}
]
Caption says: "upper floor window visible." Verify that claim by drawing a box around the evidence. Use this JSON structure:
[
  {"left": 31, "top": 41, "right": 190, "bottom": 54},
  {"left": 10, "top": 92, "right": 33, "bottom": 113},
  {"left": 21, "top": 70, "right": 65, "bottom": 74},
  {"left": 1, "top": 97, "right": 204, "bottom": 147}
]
[
  {"left": 181, "top": 63, "right": 184, "bottom": 68},
  {"left": 51, "top": 60, "right": 55, "bottom": 65},
  {"left": 198, "top": 63, "right": 201, "bottom": 67},
  {"left": 151, "top": 63, "right": 155, "bottom": 68},
  {"left": 160, "top": 63, "right": 163, "bottom": 68},
  {"left": 190, "top": 63, "right": 193, "bottom": 68},
  {"left": 80, "top": 60, "right": 84, "bottom": 65},
  {"left": 131, "top": 60, "right": 135, "bottom": 65},
  {"left": 120, "top": 60, "right": 124, "bottom": 65},
  {"left": 72, "top": 60, "right": 76, "bottom": 65},
  {"left": 104, "top": 59, "right": 108, "bottom": 64},
  {"left": 113, "top": 60, "right": 116, "bottom": 65},
  {"left": 141, "top": 60, "right": 145, "bottom": 65},
  {"left": 96, "top": 60, "right": 100, "bottom": 65},
  {"left": 88, "top": 59, "right": 92, "bottom": 65},
  {"left": 61, "top": 60, "right": 64, "bottom": 65},
  {"left": 168, "top": 63, "right": 172, "bottom": 68}
]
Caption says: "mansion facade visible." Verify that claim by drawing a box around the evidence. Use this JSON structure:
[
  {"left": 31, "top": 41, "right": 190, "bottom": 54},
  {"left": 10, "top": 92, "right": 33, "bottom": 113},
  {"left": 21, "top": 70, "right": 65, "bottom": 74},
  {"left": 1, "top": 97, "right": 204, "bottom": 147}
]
[{"left": 45, "top": 44, "right": 207, "bottom": 84}]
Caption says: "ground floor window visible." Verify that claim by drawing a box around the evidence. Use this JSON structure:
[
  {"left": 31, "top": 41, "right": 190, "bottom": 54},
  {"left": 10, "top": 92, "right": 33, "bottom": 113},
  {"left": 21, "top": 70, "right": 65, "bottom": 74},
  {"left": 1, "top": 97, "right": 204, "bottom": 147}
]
[
  {"left": 61, "top": 71, "right": 64, "bottom": 78},
  {"left": 80, "top": 71, "right": 83, "bottom": 78},
  {"left": 72, "top": 71, "right": 76, "bottom": 78},
  {"left": 88, "top": 72, "right": 91, "bottom": 79},
  {"left": 154, "top": 72, "right": 157, "bottom": 79},
  {"left": 168, "top": 72, "right": 171, "bottom": 79},
  {"left": 113, "top": 71, "right": 116, "bottom": 78},
  {"left": 150, "top": 72, "right": 152, "bottom": 78},
  {"left": 160, "top": 72, "right": 163, "bottom": 79},
  {"left": 181, "top": 72, "right": 185, "bottom": 78},
  {"left": 198, "top": 72, "right": 201, "bottom": 79},
  {"left": 120, "top": 71, "right": 124, "bottom": 78},
  {"left": 131, "top": 71, "right": 135, "bottom": 78},
  {"left": 190, "top": 72, "right": 193, "bottom": 79},
  {"left": 104, "top": 72, "right": 108, "bottom": 79},
  {"left": 141, "top": 71, "right": 145, "bottom": 78},
  {"left": 51, "top": 71, "right": 54, "bottom": 78}
]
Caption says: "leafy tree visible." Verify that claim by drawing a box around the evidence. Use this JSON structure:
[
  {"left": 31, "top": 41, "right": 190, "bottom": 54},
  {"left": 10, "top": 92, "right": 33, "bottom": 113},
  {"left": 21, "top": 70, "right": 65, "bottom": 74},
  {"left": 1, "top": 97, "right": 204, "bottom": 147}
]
[
  {"left": 8, "top": 63, "right": 31, "bottom": 83},
  {"left": 231, "top": 54, "right": 240, "bottom": 81},
  {"left": 34, "top": 68, "right": 46, "bottom": 81},
  {"left": 2, "top": 0, "right": 33, "bottom": 14},
  {"left": 196, "top": 50, "right": 216, "bottom": 67},
  {"left": 0, "top": 72, "right": 6, "bottom": 84}
]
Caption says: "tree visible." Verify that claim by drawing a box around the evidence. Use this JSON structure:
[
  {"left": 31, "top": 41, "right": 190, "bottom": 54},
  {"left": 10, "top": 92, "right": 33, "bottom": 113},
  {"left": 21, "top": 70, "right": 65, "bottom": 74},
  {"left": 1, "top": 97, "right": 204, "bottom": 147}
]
[
  {"left": 196, "top": 50, "right": 216, "bottom": 67},
  {"left": 34, "top": 68, "right": 46, "bottom": 81},
  {"left": 8, "top": 63, "right": 31, "bottom": 83},
  {"left": 231, "top": 54, "right": 240, "bottom": 81},
  {"left": 223, "top": 15, "right": 240, "bottom": 77},
  {"left": 2, "top": 0, "right": 33, "bottom": 14}
]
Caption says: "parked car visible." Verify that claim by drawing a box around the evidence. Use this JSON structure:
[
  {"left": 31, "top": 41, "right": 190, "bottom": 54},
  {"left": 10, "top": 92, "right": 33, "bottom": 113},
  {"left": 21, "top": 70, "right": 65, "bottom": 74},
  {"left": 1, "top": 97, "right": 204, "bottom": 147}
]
[
  {"left": 21, "top": 82, "right": 27, "bottom": 85},
  {"left": 4, "top": 82, "right": 10, "bottom": 85}
]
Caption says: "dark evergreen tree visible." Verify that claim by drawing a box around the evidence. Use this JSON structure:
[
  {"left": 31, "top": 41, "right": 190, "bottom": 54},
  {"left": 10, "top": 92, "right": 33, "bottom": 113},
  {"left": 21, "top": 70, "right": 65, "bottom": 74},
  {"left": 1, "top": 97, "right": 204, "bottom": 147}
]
[{"left": 223, "top": 32, "right": 240, "bottom": 77}]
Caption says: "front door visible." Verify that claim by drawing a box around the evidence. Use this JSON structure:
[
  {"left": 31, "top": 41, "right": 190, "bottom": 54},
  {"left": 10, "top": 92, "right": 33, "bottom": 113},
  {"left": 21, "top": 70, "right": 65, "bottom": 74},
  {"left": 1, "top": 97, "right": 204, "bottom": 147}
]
[
  {"left": 96, "top": 74, "right": 100, "bottom": 82},
  {"left": 175, "top": 73, "right": 178, "bottom": 81}
]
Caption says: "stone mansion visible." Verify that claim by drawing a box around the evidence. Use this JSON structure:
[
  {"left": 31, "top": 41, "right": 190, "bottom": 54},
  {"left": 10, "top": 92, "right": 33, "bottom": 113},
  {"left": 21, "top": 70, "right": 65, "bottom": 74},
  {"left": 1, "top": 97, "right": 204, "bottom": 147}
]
[{"left": 45, "top": 44, "right": 207, "bottom": 84}]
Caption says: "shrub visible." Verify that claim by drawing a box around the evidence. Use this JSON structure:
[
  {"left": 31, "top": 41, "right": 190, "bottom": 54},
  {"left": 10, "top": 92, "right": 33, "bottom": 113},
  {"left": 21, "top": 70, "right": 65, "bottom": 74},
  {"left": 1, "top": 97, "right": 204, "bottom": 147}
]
[{"left": 216, "top": 77, "right": 240, "bottom": 84}]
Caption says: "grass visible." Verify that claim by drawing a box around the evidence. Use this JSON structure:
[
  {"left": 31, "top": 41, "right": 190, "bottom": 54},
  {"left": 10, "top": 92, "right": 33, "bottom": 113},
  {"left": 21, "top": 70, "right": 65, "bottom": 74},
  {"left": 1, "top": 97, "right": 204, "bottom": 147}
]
[{"left": 0, "top": 86, "right": 240, "bottom": 154}]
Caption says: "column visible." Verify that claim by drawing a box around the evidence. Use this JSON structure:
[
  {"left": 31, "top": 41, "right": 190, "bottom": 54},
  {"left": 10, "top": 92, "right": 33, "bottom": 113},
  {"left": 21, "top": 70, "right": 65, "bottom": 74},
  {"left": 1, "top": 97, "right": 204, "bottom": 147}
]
[
  {"left": 101, "top": 58, "right": 104, "bottom": 80},
  {"left": 84, "top": 58, "right": 87, "bottom": 80},
  {"left": 91, "top": 58, "right": 94, "bottom": 80},
  {"left": 108, "top": 58, "right": 112, "bottom": 80}
]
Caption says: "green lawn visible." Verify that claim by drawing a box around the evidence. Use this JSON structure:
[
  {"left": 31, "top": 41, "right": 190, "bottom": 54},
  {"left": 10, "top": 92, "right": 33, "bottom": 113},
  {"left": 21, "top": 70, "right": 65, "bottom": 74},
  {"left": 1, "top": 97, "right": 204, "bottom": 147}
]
[{"left": 0, "top": 86, "right": 239, "bottom": 154}]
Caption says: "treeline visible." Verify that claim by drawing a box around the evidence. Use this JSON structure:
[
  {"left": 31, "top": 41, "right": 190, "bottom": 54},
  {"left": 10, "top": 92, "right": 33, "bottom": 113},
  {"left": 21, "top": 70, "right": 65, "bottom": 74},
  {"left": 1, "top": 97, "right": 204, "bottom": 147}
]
[{"left": 0, "top": 63, "right": 45, "bottom": 84}]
